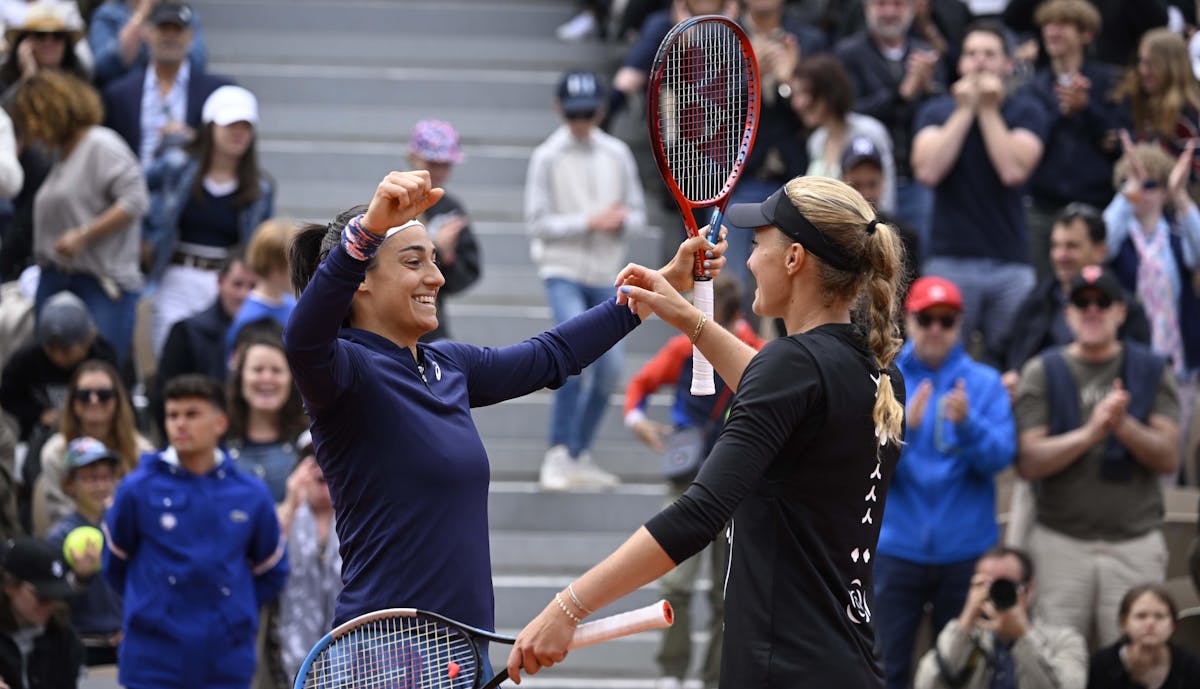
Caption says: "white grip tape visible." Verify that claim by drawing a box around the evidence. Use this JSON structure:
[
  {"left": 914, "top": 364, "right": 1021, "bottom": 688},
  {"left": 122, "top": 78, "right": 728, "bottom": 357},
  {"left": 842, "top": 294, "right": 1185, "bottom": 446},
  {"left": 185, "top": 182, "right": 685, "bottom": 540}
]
[
  {"left": 568, "top": 600, "right": 674, "bottom": 650},
  {"left": 691, "top": 280, "right": 715, "bottom": 396}
]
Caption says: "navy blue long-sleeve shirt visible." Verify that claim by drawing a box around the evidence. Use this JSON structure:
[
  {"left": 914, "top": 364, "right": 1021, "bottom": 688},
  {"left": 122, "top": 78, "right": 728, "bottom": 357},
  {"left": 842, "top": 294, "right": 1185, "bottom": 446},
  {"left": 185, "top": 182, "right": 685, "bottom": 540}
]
[{"left": 284, "top": 235, "right": 640, "bottom": 630}]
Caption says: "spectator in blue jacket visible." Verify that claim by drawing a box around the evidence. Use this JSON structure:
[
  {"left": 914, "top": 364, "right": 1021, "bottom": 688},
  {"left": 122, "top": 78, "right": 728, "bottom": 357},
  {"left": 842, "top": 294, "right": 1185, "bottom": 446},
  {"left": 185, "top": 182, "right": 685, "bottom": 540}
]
[
  {"left": 875, "top": 275, "right": 1016, "bottom": 689},
  {"left": 88, "top": 0, "right": 208, "bottom": 87},
  {"left": 102, "top": 374, "right": 288, "bottom": 689}
]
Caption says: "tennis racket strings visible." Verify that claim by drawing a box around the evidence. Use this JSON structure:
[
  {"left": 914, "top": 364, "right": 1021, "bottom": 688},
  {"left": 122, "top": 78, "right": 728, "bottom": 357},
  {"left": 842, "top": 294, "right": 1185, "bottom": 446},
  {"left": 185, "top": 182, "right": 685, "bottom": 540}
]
[{"left": 655, "top": 21, "right": 753, "bottom": 205}]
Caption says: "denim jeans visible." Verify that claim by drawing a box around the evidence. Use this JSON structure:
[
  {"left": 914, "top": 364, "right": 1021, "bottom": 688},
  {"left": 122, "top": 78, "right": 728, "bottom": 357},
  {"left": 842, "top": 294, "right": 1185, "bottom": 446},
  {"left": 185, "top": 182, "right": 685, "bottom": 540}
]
[
  {"left": 35, "top": 265, "right": 140, "bottom": 367},
  {"left": 873, "top": 553, "right": 978, "bottom": 689},
  {"left": 922, "top": 257, "right": 1035, "bottom": 362},
  {"left": 543, "top": 278, "right": 623, "bottom": 457}
]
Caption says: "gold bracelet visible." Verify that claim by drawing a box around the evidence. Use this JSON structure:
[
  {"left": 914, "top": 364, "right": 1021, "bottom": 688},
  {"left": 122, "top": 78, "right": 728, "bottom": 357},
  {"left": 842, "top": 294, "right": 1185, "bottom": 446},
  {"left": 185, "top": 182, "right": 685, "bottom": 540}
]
[
  {"left": 689, "top": 312, "right": 708, "bottom": 345},
  {"left": 566, "top": 583, "right": 594, "bottom": 615},
  {"left": 553, "top": 593, "right": 582, "bottom": 625}
]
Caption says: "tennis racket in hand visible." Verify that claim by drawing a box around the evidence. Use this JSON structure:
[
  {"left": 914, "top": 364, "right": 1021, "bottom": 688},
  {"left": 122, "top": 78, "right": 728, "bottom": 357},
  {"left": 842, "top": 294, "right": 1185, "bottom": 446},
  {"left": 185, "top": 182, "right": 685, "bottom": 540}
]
[
  {"left": 647, "top": 14, "right": 760, "bottom": 395},
  {"left": 293, "top": 600, "right": 673, "bottom": 689}
]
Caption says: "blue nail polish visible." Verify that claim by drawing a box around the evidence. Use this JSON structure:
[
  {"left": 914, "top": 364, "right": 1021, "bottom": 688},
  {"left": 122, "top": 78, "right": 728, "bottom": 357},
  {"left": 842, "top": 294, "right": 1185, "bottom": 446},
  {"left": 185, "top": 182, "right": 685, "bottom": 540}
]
[
  {"left": 705, "top": 251, "right": 715, "bottom": 259},
  {"left": 703, "top": 260, "right": 712, "bottom": 267},
  {"left": 619, "top": 285, "right": 632, "bottom": 293}
]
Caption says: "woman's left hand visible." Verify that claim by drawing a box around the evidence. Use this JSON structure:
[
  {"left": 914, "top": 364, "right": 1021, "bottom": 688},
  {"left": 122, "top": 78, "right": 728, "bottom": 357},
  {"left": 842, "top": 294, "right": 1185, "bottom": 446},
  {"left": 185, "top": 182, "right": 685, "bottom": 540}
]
[
  {"left": 659, "top": 225, "right": 728, "bottom": 294},
  {"left": 505, "top": 601, "right": 577, "bottom": 684},
  {"left": 54, "top": 227, "right": 88, "bottom": 259}
]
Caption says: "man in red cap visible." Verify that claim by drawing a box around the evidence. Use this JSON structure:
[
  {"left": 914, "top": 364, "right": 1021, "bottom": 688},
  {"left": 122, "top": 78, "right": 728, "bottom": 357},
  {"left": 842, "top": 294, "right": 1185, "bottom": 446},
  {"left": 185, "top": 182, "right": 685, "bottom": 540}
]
[{"left": 874, "top": 275, "right": 1016, "bottom": 689}]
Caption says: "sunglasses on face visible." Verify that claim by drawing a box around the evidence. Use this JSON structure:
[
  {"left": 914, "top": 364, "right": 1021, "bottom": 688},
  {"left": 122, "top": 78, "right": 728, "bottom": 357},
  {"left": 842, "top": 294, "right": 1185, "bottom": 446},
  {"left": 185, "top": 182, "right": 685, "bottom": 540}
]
[
  {"left": 565, "top": 110, "right": 596, "bottom": 121},
  {"left": 915, "top": 312, "right": 958, "bottom": 329},
  {"left": 1070, "top": 293, "right": 1115, "bottom": 310},
  {"left": 1122, "top": 178, "right": 1163, "bottom": 191},
  {"left": 27, "top": 31, "right": 67, "bottom": 41},
  {"left": 74, "top": 387, "right": 116, "bottom": 404}
]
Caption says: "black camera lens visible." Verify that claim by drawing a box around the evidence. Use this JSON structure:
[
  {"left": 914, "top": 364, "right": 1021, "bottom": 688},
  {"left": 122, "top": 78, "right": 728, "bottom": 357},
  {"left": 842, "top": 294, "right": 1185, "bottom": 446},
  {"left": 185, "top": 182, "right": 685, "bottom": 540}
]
[{"left": 989, "top": 578, "right": 1019, "bottom": 611}]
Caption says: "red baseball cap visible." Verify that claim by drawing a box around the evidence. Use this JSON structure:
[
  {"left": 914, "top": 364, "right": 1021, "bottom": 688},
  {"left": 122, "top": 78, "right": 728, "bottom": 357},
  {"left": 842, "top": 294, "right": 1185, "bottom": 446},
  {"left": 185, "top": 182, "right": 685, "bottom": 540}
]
[{"left": 905, "top": 276, "right": 963, "bottom": 313}]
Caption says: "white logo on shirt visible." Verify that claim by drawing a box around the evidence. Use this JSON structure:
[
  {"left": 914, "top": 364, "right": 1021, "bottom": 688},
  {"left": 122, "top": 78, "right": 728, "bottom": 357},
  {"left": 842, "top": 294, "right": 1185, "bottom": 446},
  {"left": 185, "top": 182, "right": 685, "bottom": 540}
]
[
  {"left": 846, "top": 579, "right": 872, "bottom": 624},
  {"left": 161, "top": 513, "right": 177, "bottom": 531}
]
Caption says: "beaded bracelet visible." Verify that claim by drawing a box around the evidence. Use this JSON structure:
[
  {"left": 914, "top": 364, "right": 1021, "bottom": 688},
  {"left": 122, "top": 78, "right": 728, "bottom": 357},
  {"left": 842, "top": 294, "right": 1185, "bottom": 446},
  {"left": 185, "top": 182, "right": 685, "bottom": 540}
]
[
  {"left": 554, "top": 593, "right": 582, "bottom": 625},
  {"left": 689, "top": 312, "right": 708, "bottom": 345},
  {"left": 567, "top": 583, "right": 594, "bottom": 615}
]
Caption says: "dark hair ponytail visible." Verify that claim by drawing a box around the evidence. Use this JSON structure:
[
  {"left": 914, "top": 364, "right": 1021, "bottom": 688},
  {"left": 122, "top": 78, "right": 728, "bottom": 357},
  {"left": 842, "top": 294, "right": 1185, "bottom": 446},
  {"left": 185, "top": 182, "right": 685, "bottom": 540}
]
[{"left": 289, "top": 204, "right": 368, "bottom": 296}]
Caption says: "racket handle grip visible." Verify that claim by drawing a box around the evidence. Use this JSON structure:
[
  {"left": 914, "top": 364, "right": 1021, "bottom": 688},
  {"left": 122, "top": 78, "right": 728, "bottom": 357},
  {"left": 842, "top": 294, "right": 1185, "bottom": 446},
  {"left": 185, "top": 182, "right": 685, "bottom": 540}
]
[
  {"left": 691, "top": 280, "right": 715, "bottom": 396},
  {"left": 568, "top": 600, "right": 674, "bottom": 650}
]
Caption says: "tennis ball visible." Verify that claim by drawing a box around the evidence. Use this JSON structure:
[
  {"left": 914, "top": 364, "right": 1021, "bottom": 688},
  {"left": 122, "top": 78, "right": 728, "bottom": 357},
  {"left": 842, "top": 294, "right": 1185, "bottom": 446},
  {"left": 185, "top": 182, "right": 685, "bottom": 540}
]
[{"left": 62, "top": 525, "right": 104, "bottom": 571}]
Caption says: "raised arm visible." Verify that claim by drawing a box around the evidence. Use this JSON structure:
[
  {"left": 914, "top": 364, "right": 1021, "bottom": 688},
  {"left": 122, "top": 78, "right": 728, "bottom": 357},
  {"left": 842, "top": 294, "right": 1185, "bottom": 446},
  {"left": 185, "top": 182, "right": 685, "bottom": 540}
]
[
  {"left": 284, "top": 172, "right": 444, "bottom": 414},
  {"left": 976, "top": 78, "right": 1044, "bottom": 187}
]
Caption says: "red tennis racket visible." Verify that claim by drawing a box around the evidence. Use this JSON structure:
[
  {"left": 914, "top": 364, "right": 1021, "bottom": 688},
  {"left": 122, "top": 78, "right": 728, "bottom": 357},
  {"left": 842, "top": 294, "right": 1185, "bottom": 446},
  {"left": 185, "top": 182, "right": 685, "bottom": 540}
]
[{"left": 647, "top": 15, "right": 760, "bottom": 395}]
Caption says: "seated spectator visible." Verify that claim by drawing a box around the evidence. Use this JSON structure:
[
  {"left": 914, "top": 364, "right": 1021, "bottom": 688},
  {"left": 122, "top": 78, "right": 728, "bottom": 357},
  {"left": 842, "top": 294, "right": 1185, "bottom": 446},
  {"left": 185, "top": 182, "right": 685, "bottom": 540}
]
[
  {"left": 876, "top": 277, "right": 1016, "bottom": 689},
  {"left": 103, "top": 374, "right": 287, "bottom": 689},
  {"left": 31, "top": 358, "right": 151, "bottom": 537},
  {"left": 152, "top": 249, "right": 255, "bottom": 433},
  {"left": 0, "top": 1, "right": 90, "bottom": 99},
  {"left": 405, "top": 119, "right": 481, "bottom": 343},
  {"left": 145, "top": 84, "right": 274, "bottom": 356},
  {"left": 1020, "top": 0, "right": 1124, "bottom": 282},
  {"left": 912, "top": 20, "right": 1049, "bottom": 363},
  {"left": 998, "top": 203, "right": 1151, "bottom": 396},
  {"left": 225, "top": 325, "right": 307, "bottom": 503},
  {"left": 11, "top": 70, "right": 149, "bottom": 367},
  {"left": 836, "top": 0, "right": 946, "bottom": 248},
  {"left": 790, "top": 53, "right": 896, "bottom": 213},
  {"left": 912, "top": 546, "right": 1088, "bottom": 689},
  {"left": 88, "top": 0, "right": 207, "bottom": 87},
  {"left": 0, "top": 537, "right": 83, "bottom": 687},
  {"left": 274, "top": 445, "right": 340, "bottom": 682},
  {"left": 100, "top": 1, "right": 230, "bottom": 168},
  {"left": 1087, "top": 583, "right": 1200, "bottom": 689},
  {"left": 45, "top": 437, "right": 123, "bottom": 666},
  {"left": 0, "top": 291, "right": 118, "bottom": 444},
  {"left": 1113, "top": 28, "right": 1200, "bottom": 187},
  {"left": 839, "top": 136, "right": 920, "bottom": 286},
  {"left": 224, "top": 218, "right": 296, "bottom": 362},
  {"left": 1016, "top": 265, "right": 1179, "bottom": 647}
]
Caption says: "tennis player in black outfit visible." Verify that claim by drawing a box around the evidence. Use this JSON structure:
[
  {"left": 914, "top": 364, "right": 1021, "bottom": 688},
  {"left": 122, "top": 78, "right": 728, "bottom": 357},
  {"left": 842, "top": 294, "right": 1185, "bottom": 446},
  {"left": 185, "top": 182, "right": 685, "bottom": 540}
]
[{"left": 507, "top": 176, "right": 908, "bottom": 688}]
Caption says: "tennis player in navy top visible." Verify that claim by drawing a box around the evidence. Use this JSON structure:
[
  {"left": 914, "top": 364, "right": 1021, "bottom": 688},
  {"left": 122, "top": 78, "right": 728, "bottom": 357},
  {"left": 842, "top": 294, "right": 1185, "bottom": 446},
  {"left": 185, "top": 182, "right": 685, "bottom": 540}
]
[
  {"left": 507, "top": 176, "right": 910, "bottom": 688},
  {"left": 283, "top": 171, "right": 726, "bottom": 668}
]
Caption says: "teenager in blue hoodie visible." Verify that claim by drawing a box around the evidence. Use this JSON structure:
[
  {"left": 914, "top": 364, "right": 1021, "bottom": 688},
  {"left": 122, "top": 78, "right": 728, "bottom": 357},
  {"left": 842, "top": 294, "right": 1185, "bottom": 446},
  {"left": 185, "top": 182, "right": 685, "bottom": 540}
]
[
  {"left": 874, "top": 276, "right": 1016, "bottom": 689},
  {"left": 283, "top": 171, "right": 725, "bottom": 670}
]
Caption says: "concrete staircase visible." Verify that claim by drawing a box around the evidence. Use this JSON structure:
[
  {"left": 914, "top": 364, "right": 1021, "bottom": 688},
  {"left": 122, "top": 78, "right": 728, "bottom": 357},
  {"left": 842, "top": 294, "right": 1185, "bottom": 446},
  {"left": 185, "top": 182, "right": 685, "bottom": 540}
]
[{"left": 195, "top": 1, "right": 716, "bottom": 686}]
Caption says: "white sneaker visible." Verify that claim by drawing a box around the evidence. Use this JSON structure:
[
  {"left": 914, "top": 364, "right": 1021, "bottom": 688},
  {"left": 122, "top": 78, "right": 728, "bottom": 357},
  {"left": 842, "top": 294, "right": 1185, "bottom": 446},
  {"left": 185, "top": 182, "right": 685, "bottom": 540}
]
[
  {"left": 539, "top": 445, "right": 572, "bottom": 491},
  {"left": 569, "top": 451, "right": 620, "bottom": 489},
  {"left": 555, "top": 10, "right": 596, "bottom": 42}
]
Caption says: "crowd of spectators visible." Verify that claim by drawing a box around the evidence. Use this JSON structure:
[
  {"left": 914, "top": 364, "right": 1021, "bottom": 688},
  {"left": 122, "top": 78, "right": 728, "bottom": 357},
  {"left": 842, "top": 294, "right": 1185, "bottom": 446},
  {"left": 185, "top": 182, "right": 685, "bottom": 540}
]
[{"left": 1, "top": 1, "right": 1200, "bottom": 688}]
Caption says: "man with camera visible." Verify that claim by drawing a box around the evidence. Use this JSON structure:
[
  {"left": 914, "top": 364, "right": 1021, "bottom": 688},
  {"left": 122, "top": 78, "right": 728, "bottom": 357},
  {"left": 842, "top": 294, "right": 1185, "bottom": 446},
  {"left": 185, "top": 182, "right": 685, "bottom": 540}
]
[{"left": 913, "top": 546, "right": 1087, "bottom": 689}]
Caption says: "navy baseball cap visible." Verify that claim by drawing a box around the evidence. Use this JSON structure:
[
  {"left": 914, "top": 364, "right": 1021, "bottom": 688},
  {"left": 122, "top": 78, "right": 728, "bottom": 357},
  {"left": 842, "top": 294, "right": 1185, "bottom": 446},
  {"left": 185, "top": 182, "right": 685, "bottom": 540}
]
[
  {"left": 841, "top": 136, "right": 883, "bottom": 171},
  {"left": 1, "top": 538, "right": 75, "bottom": 600},
  {"left": 557, "top": 70, "right": 604, "bottom": 115}
]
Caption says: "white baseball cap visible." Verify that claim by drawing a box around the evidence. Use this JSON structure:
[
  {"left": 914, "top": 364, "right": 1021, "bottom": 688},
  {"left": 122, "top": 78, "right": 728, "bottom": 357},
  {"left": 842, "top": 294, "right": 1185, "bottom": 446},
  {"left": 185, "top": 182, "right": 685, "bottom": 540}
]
[{"left": 202, "top": 85, "right": 259, "bottom": 126}]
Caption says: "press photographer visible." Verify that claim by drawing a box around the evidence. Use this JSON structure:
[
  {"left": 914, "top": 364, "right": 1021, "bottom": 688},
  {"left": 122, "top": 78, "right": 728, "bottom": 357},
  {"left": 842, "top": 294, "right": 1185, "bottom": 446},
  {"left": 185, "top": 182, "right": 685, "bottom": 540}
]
[{"left": 913, "top": 546, "right": 1088, "bottom": 689}]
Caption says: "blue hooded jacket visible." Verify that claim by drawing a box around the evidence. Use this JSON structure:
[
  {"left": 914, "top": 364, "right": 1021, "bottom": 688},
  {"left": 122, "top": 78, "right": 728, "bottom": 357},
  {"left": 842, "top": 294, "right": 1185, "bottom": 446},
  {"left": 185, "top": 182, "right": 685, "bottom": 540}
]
[{"left": 878, "top": 342, "right": 1015, "bottom": 564}]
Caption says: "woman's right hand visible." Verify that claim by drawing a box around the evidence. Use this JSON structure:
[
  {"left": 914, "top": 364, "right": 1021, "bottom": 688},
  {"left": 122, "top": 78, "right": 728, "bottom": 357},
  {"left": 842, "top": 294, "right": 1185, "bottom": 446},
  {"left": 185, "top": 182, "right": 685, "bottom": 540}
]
[{"left": 361, "top": 171, "right": 445, "bottom": 236}]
